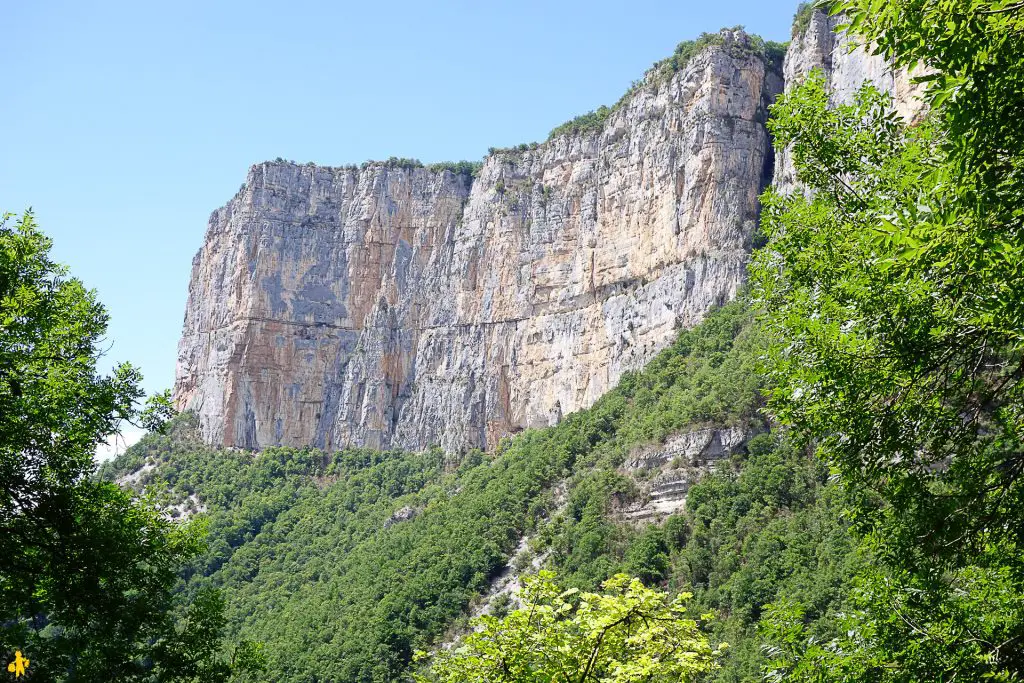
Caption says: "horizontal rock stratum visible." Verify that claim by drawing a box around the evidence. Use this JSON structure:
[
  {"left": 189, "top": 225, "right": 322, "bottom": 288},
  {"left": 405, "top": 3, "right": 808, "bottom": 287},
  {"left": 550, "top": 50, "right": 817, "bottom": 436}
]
[{"left": 174, "top": 19, "right": 916, "bottom": 452}]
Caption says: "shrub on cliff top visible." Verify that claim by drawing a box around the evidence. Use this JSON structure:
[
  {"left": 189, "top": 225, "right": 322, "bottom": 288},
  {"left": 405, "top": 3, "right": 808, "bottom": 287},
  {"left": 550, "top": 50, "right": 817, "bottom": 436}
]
[
  {"left": 425, "top": 160, "right": 483, "bottom": 178},
  {"left": 486, "top": 141, "right": 541, "bottom": 156},
  {"left": 791, "top": 2, "right": 839, "bottom": 39},
  {"left": 359, "top": 156, "right": 425, "bottom": 171},
  {"left": 547, "top": 105, "right": 612, "bottom": 140},
  {"left": 792, "top": 3, "right": 816, "bottom": 38}
]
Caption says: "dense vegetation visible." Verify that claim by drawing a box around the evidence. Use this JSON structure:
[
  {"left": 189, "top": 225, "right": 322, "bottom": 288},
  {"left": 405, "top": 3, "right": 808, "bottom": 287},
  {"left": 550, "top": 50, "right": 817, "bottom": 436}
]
[
  {"left": 103, "top": 302, "right": 858, "bottom": 681},
  {"left": 752, "top": 0, "right": 1024, "bottom": 678},
  {"left": 0, "top": 212, "right": 262, "bottom": 681},
  {"left": 417, "top": 572, "right": 724, "bottom": 682}
]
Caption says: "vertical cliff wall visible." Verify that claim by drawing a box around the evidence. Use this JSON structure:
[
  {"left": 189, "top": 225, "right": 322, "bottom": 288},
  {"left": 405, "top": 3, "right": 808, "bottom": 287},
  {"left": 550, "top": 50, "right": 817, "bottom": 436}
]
[
  {"left": 175, "top": 31, "right": 782, "bottom": 452},
  {"left": 175, "top": 15, "right": 926, "bottom": 453},
  {"left": 773, "top": 8, "right": 928, "bottom": 191}
]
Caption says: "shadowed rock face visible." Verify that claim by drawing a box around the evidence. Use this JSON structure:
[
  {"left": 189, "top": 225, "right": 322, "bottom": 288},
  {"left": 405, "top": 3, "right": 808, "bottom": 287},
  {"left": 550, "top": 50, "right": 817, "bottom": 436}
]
[{"left": 175, "top": 31, "right": 783, "bottom": 452}]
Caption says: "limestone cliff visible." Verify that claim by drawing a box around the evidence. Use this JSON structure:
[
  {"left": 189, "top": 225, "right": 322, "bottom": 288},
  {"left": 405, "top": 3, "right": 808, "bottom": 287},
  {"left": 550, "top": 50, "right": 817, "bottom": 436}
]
[
  {"left": 175, "top": 17, "right": 921, "bottom": 454},
  {"left": 773, "top": 8, "right": 928, "bottom": 191},
  {"left": 175, "top": 30, "right": 781, "bottom": 452}
]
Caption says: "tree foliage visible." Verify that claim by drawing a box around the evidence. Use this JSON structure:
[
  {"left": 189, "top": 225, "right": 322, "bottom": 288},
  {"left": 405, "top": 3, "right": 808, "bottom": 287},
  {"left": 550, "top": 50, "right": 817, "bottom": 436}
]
[
  {"left": 0, "top": 211, "right": 261, "bottom": 681},
  {"left": 0, "top": 211, "right": 141, "bottom": 517},
  {"left": 416, "top": 571, "right": 722, "bottom": 683},
  {"left": 752, "top": 1, "right": 1024, "bottom": 679}
]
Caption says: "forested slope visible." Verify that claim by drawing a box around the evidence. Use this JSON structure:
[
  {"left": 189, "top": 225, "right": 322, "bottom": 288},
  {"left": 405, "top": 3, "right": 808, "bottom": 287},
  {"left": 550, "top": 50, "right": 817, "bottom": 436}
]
[{"left": 104, "top": 303, "right": 857, "bottom": 681}]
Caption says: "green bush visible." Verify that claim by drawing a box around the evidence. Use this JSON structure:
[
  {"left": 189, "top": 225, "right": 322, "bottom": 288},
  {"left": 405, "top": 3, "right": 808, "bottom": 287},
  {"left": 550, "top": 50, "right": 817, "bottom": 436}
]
[
  {"left": 547, "top": 105, "right": 613, "bottom": 140},
  {"left": 425, "top": 160, "right": 483, "bottom": 177}
]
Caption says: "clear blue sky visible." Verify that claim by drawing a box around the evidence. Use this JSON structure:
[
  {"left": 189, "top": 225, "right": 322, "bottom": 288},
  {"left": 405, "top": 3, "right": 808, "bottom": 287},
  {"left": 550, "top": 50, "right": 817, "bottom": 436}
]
[{"left": 2, "top": 0, "right": 795, "bottom": 398}]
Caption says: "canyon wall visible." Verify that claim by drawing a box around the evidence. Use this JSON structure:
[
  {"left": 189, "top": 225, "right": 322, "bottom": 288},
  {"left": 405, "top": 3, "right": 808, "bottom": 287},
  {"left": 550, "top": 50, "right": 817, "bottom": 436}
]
[{"left": 175, "top": 14, "right": 924, "bottom": 453}]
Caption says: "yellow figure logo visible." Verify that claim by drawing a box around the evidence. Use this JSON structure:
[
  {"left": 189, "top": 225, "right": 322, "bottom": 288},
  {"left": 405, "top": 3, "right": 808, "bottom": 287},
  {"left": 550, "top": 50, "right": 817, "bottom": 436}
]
[{"left": 7, "top": 650, "right": 29, "bottom": 678}]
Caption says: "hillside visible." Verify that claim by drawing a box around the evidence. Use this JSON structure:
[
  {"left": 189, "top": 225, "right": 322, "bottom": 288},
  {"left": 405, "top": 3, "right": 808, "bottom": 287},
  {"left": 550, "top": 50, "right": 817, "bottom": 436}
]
[{"left": 105, "top": 302, "right": 857, "bottom": 681}]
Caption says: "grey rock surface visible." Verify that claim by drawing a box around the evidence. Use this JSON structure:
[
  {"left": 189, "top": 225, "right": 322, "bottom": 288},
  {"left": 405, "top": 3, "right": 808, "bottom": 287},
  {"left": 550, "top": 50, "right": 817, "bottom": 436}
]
[
  {"left": 773, "top": 9, "right": 929, "bottom": 192},
  {"left": 623, "top": 426, "right": 753, "bottom": 471},
  {"left": 617, "top": 425, "right": 760, "bottom": 522},
  {"left": 176, "top": 18, "right": 917, "bottom": 454},
  {"left": 175, "top": 32, "right": 780, "bottom": 452}
]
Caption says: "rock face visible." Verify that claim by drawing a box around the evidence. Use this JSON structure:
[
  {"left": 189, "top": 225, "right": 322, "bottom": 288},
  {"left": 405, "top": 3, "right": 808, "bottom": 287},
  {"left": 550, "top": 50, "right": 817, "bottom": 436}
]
[
  {"left": 624, "top": 426, "right": 754, "bottom": 471},
  {"left": 175, "top": 31, "right": 781, "bottom": 452},
  {"left": 176, "top": 17, "right": 918, "bottom": 454},
  {"left": 617, "top": 426, "right": 761, "bottom": 522},
  {"left": 773, "top": 8, "right": 928, "bottom": 191}
]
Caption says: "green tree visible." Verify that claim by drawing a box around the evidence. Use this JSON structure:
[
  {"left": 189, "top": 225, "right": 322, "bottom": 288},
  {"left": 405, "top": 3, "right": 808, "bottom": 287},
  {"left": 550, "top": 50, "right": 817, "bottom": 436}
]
[
  {"left": 416, "top": 571, "right": 723, "bottom": 683},
  {"left": 141, "top": 388, "right": 178, "bottom": 434},
  {"left": 751, "top": 1, "right": 1024, "bottom": 678},
  {"left": 0, "top": 211, "right": 262, "bottom": 681},
  {"left": 153, "top": 587, "right": 266, "bottom": 682},
  {"left": 623, "top": 528, "right": 670, "bottom": 585}
]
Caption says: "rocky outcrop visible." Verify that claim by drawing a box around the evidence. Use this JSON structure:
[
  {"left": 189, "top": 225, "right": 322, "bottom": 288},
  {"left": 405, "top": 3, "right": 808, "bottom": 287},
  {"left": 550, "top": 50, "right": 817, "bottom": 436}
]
[
  {"left": 624, "top": 426, "right": 752, "bottom": 470},
  {"left": 773, "top": 8, "right": 929, "bottom": 191},
  {"left": 175, "top": 31, "right": 782, "bottom": 452},
  {"left": 617, "top": 426, "right": 760, "bottom": 522},
  {"left": 383, "top": 505, "right": 418, "bottom": 529}
]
